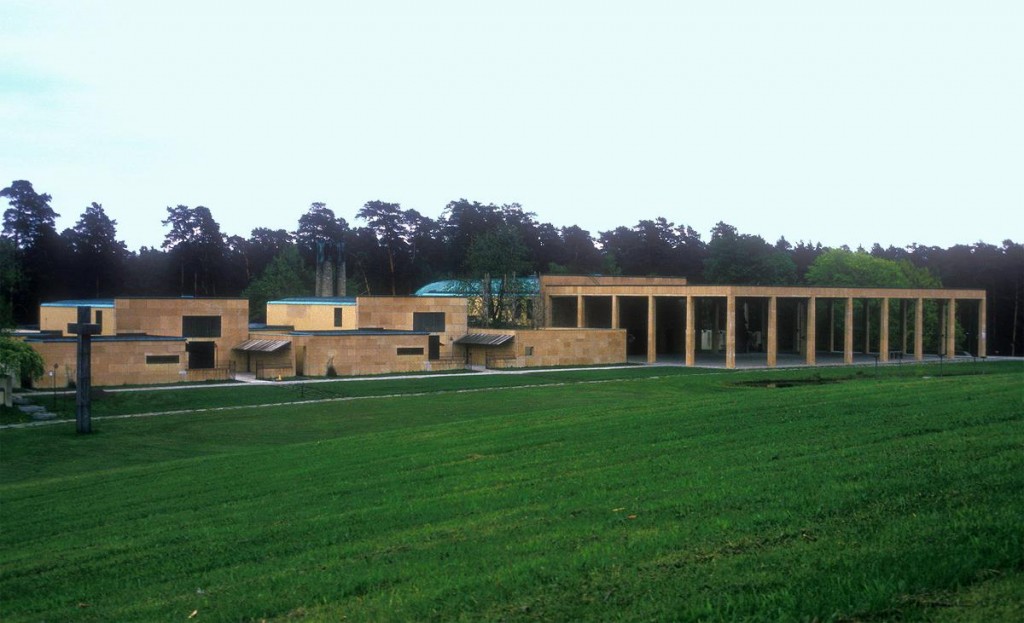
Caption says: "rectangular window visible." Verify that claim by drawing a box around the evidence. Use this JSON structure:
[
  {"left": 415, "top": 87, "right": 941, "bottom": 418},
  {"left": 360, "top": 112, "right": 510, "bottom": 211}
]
[
  {"left": 333, "top": 308, "right": 343, "bottom": 327},
  {"left": 146, "top": 354, "right": 180, "bottom": 365},
  {"left": 525, "top": 346, "right": 534, "bottom": 356},
  {"left": 413, "top": 312, "right": 445, "bottom": 333},
  {"left": 397, "top": 347, "right": 424, "bottom": 356},
  {"left": 95, "top": 310, "right": 103, "bottom": 332},
  {"left": 182, "top": 316, "right": 222, "bottom": 338}
]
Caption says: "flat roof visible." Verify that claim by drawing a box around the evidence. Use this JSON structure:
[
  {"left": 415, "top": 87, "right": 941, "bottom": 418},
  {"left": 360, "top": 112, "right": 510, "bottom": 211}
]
[
  {"left": 41, "top": 299, "right": 115, "bottom": 308},
  {"left": 24, "top": 335, "right": 185, "bottom": 343},
  {"left": 289, "top": 329, "right": 430, "bottom": 337},
  {"left": 268, "top": 297, "right": 357, "bottom": 306}
]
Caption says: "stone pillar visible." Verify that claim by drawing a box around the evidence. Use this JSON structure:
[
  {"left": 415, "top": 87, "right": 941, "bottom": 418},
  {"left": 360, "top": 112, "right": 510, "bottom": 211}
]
[
  {"left": 979, "top": 297, "right": 987, "bottom": 357},
  {"left": 544, "top": 296, "right": 553, "bottom": 328},
  {"left": 647, "top": 295, "right": 657, "bottom": 364},
  {"left": 795, "top": 300, "right": 804, "bottom": 354},
  {"left": 713, "top": 301, "right": 722, "bottom": 353},
  {"left": 806, "top": 297, "right": 817, "bottom": 365},
  {"left": 862, "top": 299, "right": 871, "bottom": 354},
  {"left": 686, "top": 296, "right": 696, "bottom": 367},
  {"left": 914, "top": 298, "right": 924, "bottom": 361},
  {"left": 946, "top": 298, "right": 957, "bottom": 358},
  {"left": 767, "top": 296, "right": 778, "bottom": 368},
  {"left": 844, "top": 297, "right": 854, "bottom": 364},
  {"left": 726, "top": 295, "right": 737, "bottom": 369},
  {"left": 829, "top": 300, "right": 836, "bottom": 352},
  {"left": 577, "top": 294, "right": 585, "bottom": 328},
  {"left": 611, "top": 295, "right": 619, "bottom": 329},
  {"left": 880, "top": 298, "right": 890, "bottom": 362},
  {"left": 901, "top": 300, "right": 908, "bottom": 355}
]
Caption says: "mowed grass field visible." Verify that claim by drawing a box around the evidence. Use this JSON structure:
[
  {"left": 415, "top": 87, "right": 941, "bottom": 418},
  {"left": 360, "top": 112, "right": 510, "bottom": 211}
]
[{"left": 2, "top": 363, "right": 1022, "bottom": 622}]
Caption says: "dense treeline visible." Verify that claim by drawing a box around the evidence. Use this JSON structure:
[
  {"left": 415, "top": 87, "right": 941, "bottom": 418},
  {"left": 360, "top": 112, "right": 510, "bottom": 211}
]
[{"left": 2, "top": 180, "right": 1022, "bottom": 355}]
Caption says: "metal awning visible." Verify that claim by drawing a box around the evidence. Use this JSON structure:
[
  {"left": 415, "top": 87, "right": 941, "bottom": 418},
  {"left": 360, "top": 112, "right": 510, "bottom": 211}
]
[
  {"left": 455, "top": 333, "right": 514, "bottom": 347},
  {"left": 233, "top": 339, "right": 291, "bottom": 352}
]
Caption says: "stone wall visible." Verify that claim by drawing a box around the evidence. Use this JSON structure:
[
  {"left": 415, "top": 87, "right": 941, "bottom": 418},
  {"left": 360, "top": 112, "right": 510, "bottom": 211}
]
[
  {"left": 39, "top": 306, "right": 117, "bottom": 336},
  {"left": 467, "top": 328, "right": 627, "bottom": 369},
  {"left": 266, "top": 302, "right": 357, "bottom": 331},
  {"left": 28, "top": 338, "right": 187, "bottom": 388}
]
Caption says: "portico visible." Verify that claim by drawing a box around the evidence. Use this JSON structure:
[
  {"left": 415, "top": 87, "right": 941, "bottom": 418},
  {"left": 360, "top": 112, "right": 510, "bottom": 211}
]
[{"left": 539, "top": 276, "right": 987, "bottom": 369}]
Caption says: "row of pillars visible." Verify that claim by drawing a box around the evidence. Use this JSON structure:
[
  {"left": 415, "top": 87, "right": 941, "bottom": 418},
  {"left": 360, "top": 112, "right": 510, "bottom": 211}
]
[{"left": 565, "top": 294, "right": 985, "bottom": 369}]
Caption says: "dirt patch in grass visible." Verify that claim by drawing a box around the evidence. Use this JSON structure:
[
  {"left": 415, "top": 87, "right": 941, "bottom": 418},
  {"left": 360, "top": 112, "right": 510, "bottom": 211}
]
[{"left": 734, "top": 378, "right": 842, "bottom": 389}]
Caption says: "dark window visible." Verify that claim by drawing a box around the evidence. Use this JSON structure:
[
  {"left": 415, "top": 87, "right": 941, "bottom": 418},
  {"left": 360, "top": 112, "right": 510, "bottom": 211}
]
[
  {"left": 428, "top": 335, "right": 440, "bottom": 361},
  {"left": 146, "top": 354, "right": 180, "bottom": 365},
  {"left": 333, "top": 308, "right": 343, "bottom": 327},
  {"left": 397, "top": 347, "right": 424, "bottom": 356},
  {"left": 413, "top": 312, "right": 445, "bottom": 333},
  {"left": 182, "top": 316, "right": 221, "bottom": 338},
  {"left": 186, "top": 341, "right": 216, "bottom": 369},
  {"left": 95, "top": 310, "right": 103, "bottom": 332},
  {"left": 525, "top": 346, "right": 534, "bottom": 356}
]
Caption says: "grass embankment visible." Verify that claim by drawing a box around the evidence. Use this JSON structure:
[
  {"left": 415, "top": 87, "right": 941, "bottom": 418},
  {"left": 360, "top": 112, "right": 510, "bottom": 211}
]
[{"left": 1, "top": 363, "right": 1022, "bottom": 621}]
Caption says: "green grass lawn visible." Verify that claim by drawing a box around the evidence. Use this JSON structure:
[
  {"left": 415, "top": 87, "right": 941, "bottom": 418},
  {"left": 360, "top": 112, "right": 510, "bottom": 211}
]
[{"left": 2, "top": 362, "right": 1022, "bottom": 621}]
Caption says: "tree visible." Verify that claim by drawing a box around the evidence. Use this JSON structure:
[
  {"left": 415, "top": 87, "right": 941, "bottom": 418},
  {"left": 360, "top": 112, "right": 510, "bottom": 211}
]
[
  {"left": 598, "top": 218, "right": 705, "bottom": 277},
  {"left": 242, "top": 246, "right": 314, "bottom": 322},
  {"left": 161, "top": 205, "right": 228, "bottom": 296},
  {"left": 0, "top": 239, "right": 22, "bottom": 328},
  {"left": 295, "top": 202, "right": 348, "bottom": 260},
  {"left": 804, "top": 248, "right": 939, "bottom": 288},
  {"left": 1, "top": 180, "right": 66, "bottom": 321},
  {"left": 0, "top": 334, "right": 45, "bottom": 386},
  {"left": 466, "top": 226, "right": 532, "bottom": 326},
  {"left": 357, "top": 201, "right": 410, "bottom": 295},
  {"left": 62, "top": 202, "right": 128, "bottom": 298},
  {"left": 703, "top": 222, "right": 795, "bottom": 285},
  {"left": 1, "top": 180, "right": 59, "bottom": 250}
]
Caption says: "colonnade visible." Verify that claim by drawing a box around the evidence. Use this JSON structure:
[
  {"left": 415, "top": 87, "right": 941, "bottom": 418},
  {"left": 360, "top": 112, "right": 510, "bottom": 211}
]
[{"left": 547, "top": 287, "right": 987, "bottom": 369}]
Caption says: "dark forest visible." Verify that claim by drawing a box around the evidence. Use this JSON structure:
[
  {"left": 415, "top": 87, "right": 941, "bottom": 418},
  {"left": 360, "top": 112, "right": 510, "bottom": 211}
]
[{"left": 3, "top": 180, "right": 1021, "bottom": 355}]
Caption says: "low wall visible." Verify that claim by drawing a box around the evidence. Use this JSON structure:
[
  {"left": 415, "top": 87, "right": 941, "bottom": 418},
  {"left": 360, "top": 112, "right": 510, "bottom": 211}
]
[{"left": 467, "top": 328, "right": 627, "bottom": 369}]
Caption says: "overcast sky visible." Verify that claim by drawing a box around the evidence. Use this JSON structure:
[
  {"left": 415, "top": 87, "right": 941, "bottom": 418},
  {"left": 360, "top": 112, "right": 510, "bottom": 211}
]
[{"left": 2, "top": 0, "right": 1021, "bottom": 252}]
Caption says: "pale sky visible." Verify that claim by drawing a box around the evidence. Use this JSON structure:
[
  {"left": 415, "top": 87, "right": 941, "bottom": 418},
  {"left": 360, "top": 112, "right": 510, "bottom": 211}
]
[{"left": 2, "top": 0, "right": 1021, "bottom": 252}]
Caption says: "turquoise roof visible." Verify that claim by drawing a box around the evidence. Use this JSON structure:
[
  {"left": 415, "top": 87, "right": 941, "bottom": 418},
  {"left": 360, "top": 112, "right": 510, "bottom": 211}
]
[
  {"left": 268, "top": 297, "right": 357, "bottom": 306},
  {"left": 415, "top": 277, "right": 539, "bottom": 297},
  {"left": 41, "top": 299, "right": 115, "bottom": 308}
]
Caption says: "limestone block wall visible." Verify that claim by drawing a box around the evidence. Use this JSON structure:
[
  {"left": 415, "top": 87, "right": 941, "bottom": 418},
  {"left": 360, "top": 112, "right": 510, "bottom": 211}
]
[
  {"left": 28, "top": 338, "right": 187, "bottom": 388},
  {"left": 39, "top": 306, "right": 117, "bottom": 336},
  {"left": 115, "top": 298, "right": 249, "bottom": 369},
  {"left": 357, "top": 297, "right": 468, "bottom": 360},
  {"left": 469, "top": 328, "right": 627, "bottom": 369},
  {"left": 266, "top": 302, "right": 357, "bottom": 331},
  {"left": 294, "top": 333, "right": 434, "bottom": 377}
]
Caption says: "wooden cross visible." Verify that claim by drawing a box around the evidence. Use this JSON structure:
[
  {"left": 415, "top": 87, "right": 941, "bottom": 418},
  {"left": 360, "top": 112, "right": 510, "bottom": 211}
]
[{"left": 68, "top": 306, "right": 101, "bottom": 434}]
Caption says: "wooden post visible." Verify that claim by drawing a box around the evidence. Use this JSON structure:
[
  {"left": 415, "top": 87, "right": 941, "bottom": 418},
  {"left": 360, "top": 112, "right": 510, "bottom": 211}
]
[{"left": 767, "top": 296, "right": 778, "bottom": 368}]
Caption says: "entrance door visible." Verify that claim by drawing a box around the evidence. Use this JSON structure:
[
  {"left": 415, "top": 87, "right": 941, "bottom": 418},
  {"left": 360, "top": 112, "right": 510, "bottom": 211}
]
[
  {"left": 428, "top": 335, "right": 441, "bottom": 361},
  {"left": 186, "top": 341, "right": 216, "bottom": 369}
]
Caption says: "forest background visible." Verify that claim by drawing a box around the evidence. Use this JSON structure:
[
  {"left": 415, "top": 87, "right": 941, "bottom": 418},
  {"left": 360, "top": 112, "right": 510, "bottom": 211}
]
[{"left": 2, "top": 179, "right": 1021, "bottom": 356}]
